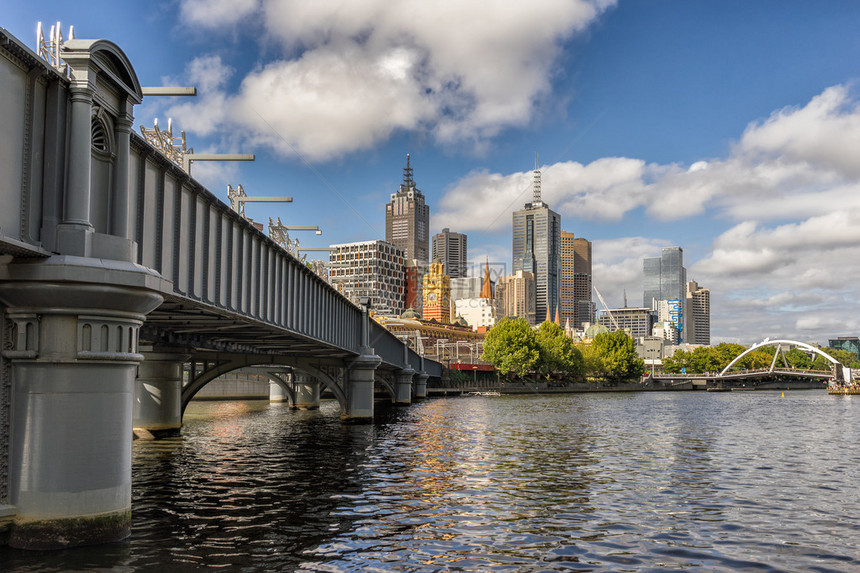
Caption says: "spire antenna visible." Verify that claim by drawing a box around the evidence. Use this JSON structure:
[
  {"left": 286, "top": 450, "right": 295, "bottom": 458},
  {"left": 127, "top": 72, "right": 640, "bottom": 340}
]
[
  {"left": 532, "top": 153, "right": 542, "bottom": 206},
  {"left": 402, "top": 153, "right": 414, "bottom": 189}
]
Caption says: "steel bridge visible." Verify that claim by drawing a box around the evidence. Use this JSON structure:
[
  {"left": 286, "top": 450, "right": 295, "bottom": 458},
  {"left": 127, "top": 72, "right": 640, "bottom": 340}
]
[
  {"left": 652, "top": 338, "right": 846, "bottom": 388},
  {"left": 0, "top": 25, "right": 442, "bottom": 549}
]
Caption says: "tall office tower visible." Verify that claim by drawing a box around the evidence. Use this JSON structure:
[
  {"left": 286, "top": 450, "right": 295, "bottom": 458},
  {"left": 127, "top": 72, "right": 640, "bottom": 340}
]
[
  {"left": 643, "top": 246, "right": 687, "bottom": 341},
  {"left": 560, "top": 231, "right": 594, "bottom": 329},
  {"left": 329, "top": 240, "right": 405, "bottom": 317},
  {"left": 497, "top": 271, "right": 537, "bottom": 325},
  {"left": 685, "top": 279, "right": 711, "bottom": 345},
  {"left": 386, "top": 154, "right": 430, "bottom": 264},
  {"left": 432, "top": 228, "right": 467, "bottom": 279},
  {"left": 422, "top": 261, "right": 451, "bottom": 323},
  {"left": 512, "top": 165, "right": 561, "bottom": 324}
]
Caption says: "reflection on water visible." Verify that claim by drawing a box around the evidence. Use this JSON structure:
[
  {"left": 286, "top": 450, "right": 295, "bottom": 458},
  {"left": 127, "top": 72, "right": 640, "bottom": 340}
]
[{"left": 2, "top": 392, "right": 859, "bottom": 571}]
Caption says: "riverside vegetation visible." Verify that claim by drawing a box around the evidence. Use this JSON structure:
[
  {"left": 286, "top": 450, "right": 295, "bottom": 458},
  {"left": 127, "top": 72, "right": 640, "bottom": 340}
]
[
  {"left": 479, "top": 317, "right": 644, "bottom": 384},
  {"left": 475, "top": 318, "right": 857, "bottom": 385}
]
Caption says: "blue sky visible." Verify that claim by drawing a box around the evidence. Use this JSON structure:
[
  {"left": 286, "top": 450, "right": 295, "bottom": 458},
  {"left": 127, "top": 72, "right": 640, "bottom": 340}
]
[{"left": 5, "top": 1, "right": 860, "bottom": 345}]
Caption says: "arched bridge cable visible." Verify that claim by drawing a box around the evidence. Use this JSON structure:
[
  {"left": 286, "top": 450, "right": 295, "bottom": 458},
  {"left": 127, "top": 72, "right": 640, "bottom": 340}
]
[{"left": 719, "top": 339, "right": 842, "bottom": 377}]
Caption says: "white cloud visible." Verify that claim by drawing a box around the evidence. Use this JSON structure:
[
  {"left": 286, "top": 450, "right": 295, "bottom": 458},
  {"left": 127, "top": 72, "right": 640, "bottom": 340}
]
[
  {"left": 438, "top": 84, "right": 860, "bottom": 344},
  {"left": 180, "top": 0, "right": 260, "bottom": 27},
  {"left": 738, "top": 85, "right": 860, "bottom": 179},
  {"left": 172, "top": 0, "right": 616, "bottom": 160}
]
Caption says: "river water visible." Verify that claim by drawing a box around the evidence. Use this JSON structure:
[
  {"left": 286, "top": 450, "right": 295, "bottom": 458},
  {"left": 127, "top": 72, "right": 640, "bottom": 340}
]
[{"left": 3, "top": 391, "right": 859, "bottom": 571}]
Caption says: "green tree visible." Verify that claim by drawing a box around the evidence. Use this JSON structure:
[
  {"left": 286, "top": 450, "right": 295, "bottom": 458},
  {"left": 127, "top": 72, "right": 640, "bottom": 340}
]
[
  {"left": 688, "top": 346, "right": 720, "bottom": 373},
  {"left": 824, "top": 347, "right": 860, "bottom": 369},
  {"left": 579, "top": 342, "right": 605, "bottom": 380},
  {"left": 663, "top": 349, "right": 690, "bottom": 374},
  {"left": 784, "top": 348, "right": 813, "bottom": 369},
  {"left": 535, "top": 321, "right": 585, "bottom": 380},
  {"left": 481, "top": 317, "right": 540, "bottom": 378},
  {"left": 590, "top": 331, "right": 645, "bottom": 381},
  {"left": 712, "top": 342, "right": 746, "bottom": 371},
  {"left": 738, "top": 347, "right": 774, "bottom": 370}
]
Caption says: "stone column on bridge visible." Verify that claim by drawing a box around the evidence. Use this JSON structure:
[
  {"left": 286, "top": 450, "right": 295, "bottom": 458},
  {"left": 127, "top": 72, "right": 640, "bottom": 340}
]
[
  {"left": 55, "top": 85, "right": 95, "bottom": 255},
  {"left": 0, "top": 257, "right": 166, "bottom": 550},
  {"left": 133, "top": 348, "right": 190, "bottom": 439},
  {"left": 293, "top": 372, "right": 321, "bottom": 410},
  {"left": 414, "top": 372, "right": 429, "bottom": 399},
  {"left": 343, "top": 353, "right": 382, "bottom": 423},
  {"left": 394, "top": 367, "right": 415, "bottom": 405}
]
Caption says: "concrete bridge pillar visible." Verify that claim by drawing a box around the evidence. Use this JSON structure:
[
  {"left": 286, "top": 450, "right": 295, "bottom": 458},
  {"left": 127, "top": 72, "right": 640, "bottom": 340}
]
[
  {"left": 343, "top": 353, "right": 381, "bottom": 423},
  {"left": 293, "top": 372, "right": 321, "bottom": 410},
  {"left": 395, "top": 368, "right": 415, "bottom": 405},
  {"left": 0, "top": 258, "right": 164, "bottom": 549},
  {"left": 133, "top": 350, "right": 189, "bottom": 438},
  {"left": 414, "top": 372, "right": 429, "bottom": 399},
  {"left": 269, "top": 378, "right": 290, "bottom": 403}
]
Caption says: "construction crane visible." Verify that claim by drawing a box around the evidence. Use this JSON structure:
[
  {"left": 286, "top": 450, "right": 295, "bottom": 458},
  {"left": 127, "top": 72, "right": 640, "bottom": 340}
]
[{"left": 593, "top": 285, "right": 620, "bottom": 331}]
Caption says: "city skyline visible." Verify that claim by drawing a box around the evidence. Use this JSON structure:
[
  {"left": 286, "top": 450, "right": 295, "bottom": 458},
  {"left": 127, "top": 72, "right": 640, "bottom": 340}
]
[{"left": 6, "top": 2, "right": 860, "bottom": 345}]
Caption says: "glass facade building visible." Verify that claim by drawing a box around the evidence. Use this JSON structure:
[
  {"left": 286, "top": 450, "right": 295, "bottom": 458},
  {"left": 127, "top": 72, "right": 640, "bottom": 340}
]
[
  {"left": 512, "top": 168, "right": 560, "bottom": 324},
  {"left": 643, "top": 247, "right": 687, "bottom": 341}
]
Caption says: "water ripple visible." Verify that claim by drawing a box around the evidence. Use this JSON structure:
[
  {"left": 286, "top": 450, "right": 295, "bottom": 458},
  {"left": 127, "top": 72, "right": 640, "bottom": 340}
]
[{"left": 2, "top": 392, "right": 859, "bottom": 571}]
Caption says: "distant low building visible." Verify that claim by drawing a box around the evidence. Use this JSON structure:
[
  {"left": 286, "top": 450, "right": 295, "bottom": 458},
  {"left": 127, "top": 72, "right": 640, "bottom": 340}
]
[
  {"left": 329, "top": 240, "right": 405, "bottom": 317},
  {"left": 598, "top": 307, "right": 654, "bottom": 340},
  {"left": 450, "top": 276, "right": 484, "bottom": 302},
  {"left": 405, "top": 259, "right": 425, "bottom": 314},
  {"left": 829, "top": 336, "right": 860, "bottom": 359}
]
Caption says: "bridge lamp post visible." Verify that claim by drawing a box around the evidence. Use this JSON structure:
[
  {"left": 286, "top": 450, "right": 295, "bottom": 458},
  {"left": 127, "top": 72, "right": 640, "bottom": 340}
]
[
  {"left": 417, "top": 336, "right": 430, "bottom": 356},
  {"left": 436, "top": 338, "right": 448, "bottom": 361},
  {"left": 183, "top": 153, "right": 256, "bottom": 176}
]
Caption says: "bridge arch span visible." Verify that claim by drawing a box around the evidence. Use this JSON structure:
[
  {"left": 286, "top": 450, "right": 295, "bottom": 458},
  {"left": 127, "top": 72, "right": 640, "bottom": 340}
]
[
  {"left": 180, "top": 355, "right": 349, "bottom": 416},
  {"left": 719, "top": 339, "right": 841, "bottom": 376}
]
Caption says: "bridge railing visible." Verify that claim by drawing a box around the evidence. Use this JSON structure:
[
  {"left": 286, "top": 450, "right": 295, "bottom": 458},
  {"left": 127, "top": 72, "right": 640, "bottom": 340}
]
[
  {"left": 127, "top": 134, "right": 442, "bottom": 376},
  {"left": 127, "top": 133, "right": 361, "bottom": 355}
]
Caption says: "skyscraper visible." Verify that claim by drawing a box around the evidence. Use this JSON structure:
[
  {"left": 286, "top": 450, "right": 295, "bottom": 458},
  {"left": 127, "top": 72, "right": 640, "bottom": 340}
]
[
  {"left": 643, "top": 247, "right": 687, "bottom": 341},
  {"left": 512, "top": 165, "right": 560, "bottom": 324},
  {"left": 560, "top": 231, "right": 594, "bottom": 329},
  {"left": 385, "top": 154, "right": 430, "bottom": 264},
  {"left": 685, "top": 279, "right": 711, "bottom": 345},
  {"left": 431, "top": 228, "right": 467, "bottom": 278}
]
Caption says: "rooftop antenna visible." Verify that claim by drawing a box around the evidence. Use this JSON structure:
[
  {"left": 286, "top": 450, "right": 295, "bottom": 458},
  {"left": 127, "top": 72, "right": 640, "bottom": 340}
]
[
  {"left": 402, "top": 153, "right": 414, "bottom": 190},
  {"left": 532, "top": 152, "right": 542, "bottom": 206},
  {"left": 623, "top": 289, "right": 628, "bottom": 308}
]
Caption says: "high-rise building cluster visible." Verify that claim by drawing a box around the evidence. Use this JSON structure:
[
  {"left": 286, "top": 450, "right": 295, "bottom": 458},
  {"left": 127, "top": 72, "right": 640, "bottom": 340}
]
[
  {"left": 596, "top": 245, "right": 711, "bottom": 349},
  {"left": 328, "top": 154, "right": 598, "bottom": 340},
  {"left": 325, "top": 153, "right": 718, "bottom": 352}
]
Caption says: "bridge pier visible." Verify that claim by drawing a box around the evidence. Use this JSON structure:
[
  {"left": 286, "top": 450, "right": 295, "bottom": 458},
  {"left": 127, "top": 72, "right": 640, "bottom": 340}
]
[
  {"left": 269, "top": 378, "right": 290, "bottom": 403},
  {"left": 343, "top": 353, "right": 381, "bottom": 423},
  {"left": 133, "top": 350, "right": 189, "bottom": 439},
  {"left": 0, "top": 258, "right": 164, "bottom": 550},
  {"left": 395, "top": 368, "right": 415, "bottom": 405},
  {"left": 293, "top": 372, "right": 321, "bottom": 410},
  {"left": 414, "top": 372, "right": 429, "bottom": 399}
]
